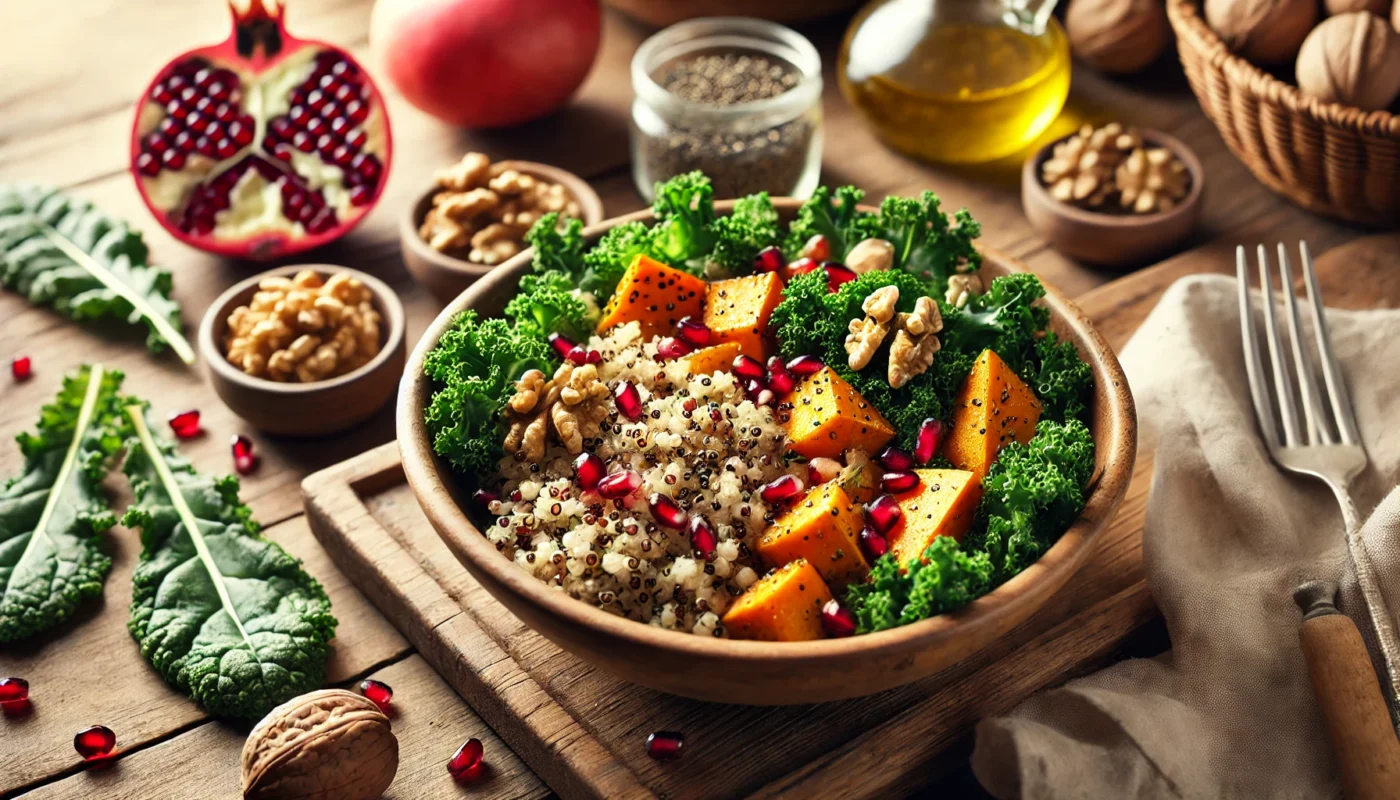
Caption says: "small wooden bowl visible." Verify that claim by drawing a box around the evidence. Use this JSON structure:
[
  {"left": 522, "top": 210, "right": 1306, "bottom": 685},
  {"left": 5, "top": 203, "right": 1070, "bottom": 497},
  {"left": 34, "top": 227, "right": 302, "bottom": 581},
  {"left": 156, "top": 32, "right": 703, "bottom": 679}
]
[
  {"left": 1022, "top": 129, "right": 1204, "bottom": 269},
  {"left": 200, "top": 265, "right": 406, "bottom": 437},
  {"left": 400, "top": 160, "right": 605, "bottom": 303}
]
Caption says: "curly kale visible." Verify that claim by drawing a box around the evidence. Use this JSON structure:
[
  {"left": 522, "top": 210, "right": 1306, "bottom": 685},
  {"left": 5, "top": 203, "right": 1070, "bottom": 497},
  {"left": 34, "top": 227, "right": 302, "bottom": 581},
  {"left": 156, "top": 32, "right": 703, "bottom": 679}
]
[
  {"left": 504, "top": 269, "right": 597, "bottom": 343},
  {"left": 581, "top": 221, "right": 654, "bottom": 298},
  {"left": 1031, "top": 334, "right": 1094, "bottom": 423},
  {"left": 783, "top": 185, "right": 881, "bottom": 262},
  {"left": 970, "top": 419, "right": 1096, "bottom": 582},
  {"left": 649, "top": 171, "right": 719, "bottom": 269},
  {"left": 708, "top": 191, "right": 782, "bottom": 275},
  {"left": 846, "top": 537, "right": 993, "bottom": 633},
  {"left": 524, "top": 212, "right": 586, "bottom": 277},
  {"left": 874, "top": 192, "right": 982, "bottom": 296},
  {"left": 941, "top": 271, "right": 1050, "bottom": 376}
]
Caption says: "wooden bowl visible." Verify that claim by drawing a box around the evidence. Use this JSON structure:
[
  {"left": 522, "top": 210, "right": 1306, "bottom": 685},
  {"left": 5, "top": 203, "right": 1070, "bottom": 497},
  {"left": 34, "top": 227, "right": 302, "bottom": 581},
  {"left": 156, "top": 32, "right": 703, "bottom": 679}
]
[
  {"left": 200, "top": 265, "right": 406, "bottom": 437},
  {"left": 397, "top": 200, "right": 1137, "bottom": 705},
  {"left": 1022, "top": 129, "right": 1204, "bottom": 269},
  {"left": 400, "top": 160, "right": 605, "bottom": 303},
  {"left": 605, "top": 0, "right": 865, "bottom": 26}
]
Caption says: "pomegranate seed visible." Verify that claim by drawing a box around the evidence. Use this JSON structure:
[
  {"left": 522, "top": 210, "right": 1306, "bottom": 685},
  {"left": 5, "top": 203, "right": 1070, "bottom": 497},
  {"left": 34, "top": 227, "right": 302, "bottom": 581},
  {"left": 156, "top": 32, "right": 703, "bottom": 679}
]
[
  {"left": 359, "top": 679, "right": 393, "bottom": 710},
  {"left": 597, "top": 469, "right": 642, "bottom": 500},
  {"left": 759, "top": 475, "right": 804, "bottom": 504},
  {"left": 136, "top": 152, "right": 160, "bottom": 176},
  {"left": 876, "top": 446, "right": 913, "bottom": 471},
  {"left": 914, "top": 418, "right": 944, "bottom": 464},
  {"left": 306, "top": 89, "right": 329, "bottom": 110},
  {"left": 229, "top": 120, "right": 253, "bottom": 145},
  {"left": 743, "top": 378, "right": 768, "bottom": 402},
  {"left": 688, "top": 517, "right": 717, "bottom": 561},
  {"left": 565, "top": 346, "right": 590, "bottom": 365},
  {"left": 10, "top": 356, "right": 32, "bottom": 381},
  {"left": 0, "top": 677, "right": 29, "bottom": 713},
  {"left": 172, "top": 130, "right": 195, "bottom": 152},
  {"left": 347, "top": 128, "right": 368, "bottom": 148},
  {"left": 786, "top": 355, "right": 824, "bottom": 376},
  {"left": 802, "top": 234, "right": 831, "bottom": 262},
  {"left": 732, "top": 354, "right": 765, "bottom": 381},
  {"left": 331, "top": 145, "right": 354, "bottom": 166},
  {"left": 547, "top": 332, "right": 577, "bottom": 359},
  {"left": 158, "top": 117, "right": 182, "bottom": 137},
  {"left": 352, "top": 153, "right": 382, "bottom": 180},
  {"left": 196, "top": 136, "right": 216, "bottom": 157},
  {"left": 675, "top": 316, "right": 711, "bottom": 347},
  {"left": 162, "top": 150, "right": 186, "bottom": 169},
  {"left": 882, "top": 471, "right": 919, "bottom": 493},
  {"left": 447, "top": 738, "right": 485, "bottom": 783},
  {"left": 306, "top": 117, "right": 327, "bottom": 136},
  {"left": 167, "top": 409, "right": 201, "bottom": 440},
  {"left": 614, "top": 381, "right": 643, "bottom": 421},
  {"left": 824, "top": 263, "right": 858, "bottom": 292},
  {"left": 807, "top": 457, "right": 842, "bottom": 486},
  {"left": 330, "top": 116, "right": 350, "bottom": 135},
  {"left": 859, "top": 526, "right": 888, "bottom": 560},
  {"left": 766, "top": 357, "right": 796, "bottom": 395},
  {"left": 754, "top": 245, "right": 786, "bottom": 274},
  {"left": 269, "top": 116, "right": 294, "bottom": 138},
  {"left": 74, "top": 725, "right": 116, "bottom": 760},
  {"left": 821, "top": 600, "right": 858, "bottom": 637},
  {"left": 648, "top": 493, "right": 687, "bottom": 529},
  {"left": 755, "top": 388, "right": 775, "bottom": 406},
  {"left": 345, "top": 99, "right": 368, "bottom": 123},
  {"left": 586, "top": 350, "right": 602, "bottom": 365},
  {"left": 349, "top": 185, "right": 373, "bottom": 206},
  {"left": 471, "top": 488, "right": 499, "bottom": 510},
  {"left": 656, "top": 337, "right": 691, "bottom": 360},
  {"left": 143, "top": 132, "right": 168, "bottom": 153},
  {"left": 194, "top": 68, "right": 214, "bottom": 88},
  {"left": 292, "top": 132, "right": 315, "bottom": 153},
  {"left": 215, "top": 138, "right": 239, "bottom": 158},
  {"left": 152, "top": 84, "right": 172, "bottom": 104},
  {"left": 787, "top": 257, "right": 819, "bottom": 277},
  {"left": 215, "top": 103, "right": 236, "bottom": 122},
  {"left": 231, "top": 435, "right": 258, "bottom": 476},
  {"left": 574, "top": 453, "right": 605, "bottom": 490},
  {"left": 865, "top": 494, "right": 903, "bottom": 534},
  {"left": 646, "top": 730, "right": 685, "bottom": 761}
]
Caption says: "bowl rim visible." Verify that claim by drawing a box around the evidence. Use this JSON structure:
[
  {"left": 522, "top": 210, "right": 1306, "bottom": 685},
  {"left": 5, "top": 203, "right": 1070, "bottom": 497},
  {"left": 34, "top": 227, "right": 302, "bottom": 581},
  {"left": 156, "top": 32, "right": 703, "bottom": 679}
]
[
  {"left": 397, "top": 199, "right": 1137, "bottom": 665},
  {"left": 199, "top": 264, "right": 406, "bottom": 395},
  {"left": 1021, "top": 127, "right": 1205, "bottom": 230},
  {"left": 399, "top": 159, "right": 606, "bottom": 279}
]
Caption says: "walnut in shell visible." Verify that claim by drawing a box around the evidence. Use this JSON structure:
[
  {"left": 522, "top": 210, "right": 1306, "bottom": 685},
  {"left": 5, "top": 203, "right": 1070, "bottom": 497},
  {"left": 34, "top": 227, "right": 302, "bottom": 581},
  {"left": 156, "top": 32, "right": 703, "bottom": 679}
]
[
  {"left": 1205, "top": 0, "right": 1317, "bottom": 64},
  {"left": 1296, "top": 12, "right": 1400, "bottom": 111},
  {"left": 1066, "top": 0, "right": 1171, "bottom": 75},
  {"left": 242, "top": 689, "right": 398, "bottom": 800}
]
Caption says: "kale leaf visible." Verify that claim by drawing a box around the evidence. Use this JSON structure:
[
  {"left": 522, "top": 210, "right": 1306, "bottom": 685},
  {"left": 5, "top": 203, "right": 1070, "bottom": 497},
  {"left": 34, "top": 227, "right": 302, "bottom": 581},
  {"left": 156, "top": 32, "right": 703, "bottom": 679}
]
[
  {"left": 845, "top": 537, "right": 993, "bottom": 633},
  {"left": 782, "top": 185, "right": 881, "bottom": 261},
  {"left": 504, "top": 269, "right": 598, "bottom": 343},
  {"left": 940, "top": 271, "right": 1050, "bottom": 376},
  {"left": 0, "top": 365, "right": 123, "bottom": 642},
  {"left": 708, "top": 191, "right": 782, "bottom": 275},
  {"left": 875, "top": 193, "right": 982, "bottom": 296},
  {"left": 524, "top": 212, "right": 586, "bottom": 277},
  {"left": 0, "top": 184, "right": 193, "bottom": 363},
  {"left": 121, "top": 406, "right": 336, "bottom": 719},
  {"left": 1031, "top": 334, "right": 1094, "bottom": 424},
  {"left": 649, "top": 170, "right": 718, "bottom": 267}
]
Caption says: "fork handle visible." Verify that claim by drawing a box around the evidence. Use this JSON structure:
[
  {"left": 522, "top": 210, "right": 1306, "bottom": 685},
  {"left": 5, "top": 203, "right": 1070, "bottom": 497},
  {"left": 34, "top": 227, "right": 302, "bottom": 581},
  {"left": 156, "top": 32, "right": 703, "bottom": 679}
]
[{"left": 1300, "top": 609, "right": 1400, "bottom": 799}]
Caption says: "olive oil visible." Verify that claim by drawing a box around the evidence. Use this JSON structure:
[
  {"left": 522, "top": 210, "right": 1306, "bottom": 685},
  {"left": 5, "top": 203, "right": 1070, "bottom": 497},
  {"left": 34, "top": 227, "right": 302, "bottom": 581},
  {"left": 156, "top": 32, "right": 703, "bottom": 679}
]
[{"left": 839, "top": 0, "right": 1071, "bottom": 164}]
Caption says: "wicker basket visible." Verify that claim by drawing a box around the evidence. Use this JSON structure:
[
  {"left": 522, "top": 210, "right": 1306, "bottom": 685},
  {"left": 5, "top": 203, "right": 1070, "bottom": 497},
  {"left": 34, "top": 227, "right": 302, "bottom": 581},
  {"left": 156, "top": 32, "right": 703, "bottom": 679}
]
[{"left": 1167, "top": 0, "right": 1400, "bottom": 226}]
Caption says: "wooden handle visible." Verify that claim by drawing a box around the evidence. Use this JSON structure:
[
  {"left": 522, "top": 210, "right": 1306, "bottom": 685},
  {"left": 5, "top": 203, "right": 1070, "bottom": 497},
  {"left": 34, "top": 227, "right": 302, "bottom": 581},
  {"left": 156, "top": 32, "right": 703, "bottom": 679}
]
[{"left": 1300, "top": 612, "right": 1400, "bottom": 799}]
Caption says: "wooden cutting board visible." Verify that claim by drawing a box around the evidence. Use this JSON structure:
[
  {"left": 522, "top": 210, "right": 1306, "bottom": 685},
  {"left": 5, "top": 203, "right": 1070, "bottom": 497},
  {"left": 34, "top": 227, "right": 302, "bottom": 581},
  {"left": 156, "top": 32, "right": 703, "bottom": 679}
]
[{"left": 302, "top": 236, "right": 1400, "bottom": 800}]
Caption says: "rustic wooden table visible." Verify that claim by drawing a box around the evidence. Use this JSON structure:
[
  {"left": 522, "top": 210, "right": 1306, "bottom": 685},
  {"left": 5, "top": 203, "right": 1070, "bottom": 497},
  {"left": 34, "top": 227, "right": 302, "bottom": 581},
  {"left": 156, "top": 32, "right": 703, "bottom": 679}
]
[{"left": 0, "top": 2, "right": 1372, "bottom": 798}]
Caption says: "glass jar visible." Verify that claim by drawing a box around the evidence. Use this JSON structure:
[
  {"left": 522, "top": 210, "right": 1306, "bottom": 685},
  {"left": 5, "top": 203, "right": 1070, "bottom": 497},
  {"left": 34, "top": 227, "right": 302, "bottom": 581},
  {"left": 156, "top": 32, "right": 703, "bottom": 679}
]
[{"left": 630, "top": 17, "right": 824, "bottom": 202}]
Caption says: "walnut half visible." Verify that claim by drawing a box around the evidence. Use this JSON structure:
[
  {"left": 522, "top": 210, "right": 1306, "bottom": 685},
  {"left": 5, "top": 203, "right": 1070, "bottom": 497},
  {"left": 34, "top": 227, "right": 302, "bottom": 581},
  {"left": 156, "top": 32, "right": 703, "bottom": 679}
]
[
  {"left": 504, "top": 362, "right": 609, "bottom": 460},
  {"left": 888, "top": 296, "right": 942, "bottom": 389},
  {"left": 846, "top": 285, "right": 900, "bottom": 370},
  {"left": 241, "top": 689, "right": 397, "bottom": 800}
]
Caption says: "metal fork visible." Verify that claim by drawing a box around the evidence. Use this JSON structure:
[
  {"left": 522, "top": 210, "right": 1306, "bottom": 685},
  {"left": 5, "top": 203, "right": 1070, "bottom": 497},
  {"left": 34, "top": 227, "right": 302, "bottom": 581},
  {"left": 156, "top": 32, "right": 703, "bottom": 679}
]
[{"left": 1237, "top": 242, "right": 1400, "bottom": 715}]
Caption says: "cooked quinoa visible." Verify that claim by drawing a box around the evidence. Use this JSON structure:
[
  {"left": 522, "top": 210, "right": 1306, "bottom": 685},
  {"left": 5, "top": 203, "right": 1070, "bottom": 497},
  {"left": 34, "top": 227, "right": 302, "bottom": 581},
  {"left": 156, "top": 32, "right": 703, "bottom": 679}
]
[{"left": 484, "top": 322, "right": 801, "bottom": 636}]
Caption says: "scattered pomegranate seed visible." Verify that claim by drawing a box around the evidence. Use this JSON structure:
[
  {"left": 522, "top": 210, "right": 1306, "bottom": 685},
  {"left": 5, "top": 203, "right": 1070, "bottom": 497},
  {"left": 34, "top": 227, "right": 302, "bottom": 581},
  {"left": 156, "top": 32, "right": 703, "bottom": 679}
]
[
  {"left": 688, "top": 517, "right": 717, "bottom": 561},
  {"left": 824, "top": 263, "right": 858, "bottom": 292},
  {"left": 547, "top": 332, "right": 577, "bottom": 359},
  {"left": 821, "top": 600, "right": 858, "bottom": 638},
  {"left": 754, "top": 245, "right": 786, "bottom": 274},
  {"left": 471, "top": 489, "right": 499, "bottom": 510},
  {"left": 646, "top": 730, "right": 686, "bottom": 761},
  {"left": 876, "top": 446, "right": 913, "bottom": 472},
  {"left": 801, "top": 234, "right": 831, "bottom": 262},
  {"left": 167, "top": 409, "right": 201, "bottom": 440},
  {"left": 731, "top": 354, "right": 765, "bottom": 382},
  {"left": 574, "top": 453, "right": 605, "bottom": 490},
  {"left": 743, "top": 377, "right": 768, "bottom": 402},
  {"left": 656, "top": 337, "right": 692, "bottom": 360},
  {"left": 565, "top": 346, "right": 590, "bottom": 365},
  {"left": 614, "top": 381, "right": 643, "bottom": 421},
  {"left": 787, "top": 257, "right": 819, "bottom": 278},
  {"left": 648, "top": 493, "right": 687, "bottom": 529},
  {"left": 865, "top": 495, "right": 903, "bottom": 534},
  {"left": 675, "top": 316, "right": 712, "bottom": 347},
  {"left": 859, "top": 526, "right": 889, "bottom": 560},
  {"left": 759, "top": 475, "right": 804, "bottom": 504},
  {"left": 766, "top": 357, "right": 796, "bottom": 395},
  {"left": 10, "top": 356, "right": 32, "bottom": 381},
  {"left": 74, "top": 725, "right": 116, "bottom": 761},
  {"left": 359, "top": 679, "right": 393, "bottom": 711},
  {"left": 785, "top": 355, "right": 824, "bottom": 376},
  {"left": 447, "top": 737, "right": 485, "bottom": 783},
  {"left": 231, "top": 435, "right": 258, "bottom": 476},
  {"left": 914, "top": 418, "right": 944, "bottom": 464},
  {"left": 0, "top": 677, "right": 29, "bottom": 713},
  {"left": 882, "top": 471, "right": 920, "bottom": 493},
  {"left": 597, "top": 469, "right": 642, "bottom": 500},
  {"left": 807, "top": 457, "right": 843, "bottom": 486},
  {"left": 586, "top": 350, "right": 602, "bottom": 365}
]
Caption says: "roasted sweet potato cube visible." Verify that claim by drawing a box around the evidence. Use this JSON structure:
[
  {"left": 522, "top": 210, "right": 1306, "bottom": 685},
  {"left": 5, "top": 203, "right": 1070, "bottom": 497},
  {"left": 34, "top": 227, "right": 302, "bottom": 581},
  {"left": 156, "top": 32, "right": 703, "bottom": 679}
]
[
  {"left": 703, "top": 272, "right": 784, "bottom": 359},
  {"left": 684, "top": 341, "right": 743, "bottom": 376},
  {"left": 886, "top": 469, "right": 981, "bottom": 565},
  {"left": 758, "top": 481, "right": 870, "bottom": 589},
  {"left": 943, "top": 349, "right": 1042, "bottom": 481},
  {"left": 596, "top": 254, "right": 707, "bottom": 339},
  {"left": 785, "top": 367, "right": 896, "bottom": 460},
  {"left": 722, "top": 558, "right": 833, "bottom": 642}
]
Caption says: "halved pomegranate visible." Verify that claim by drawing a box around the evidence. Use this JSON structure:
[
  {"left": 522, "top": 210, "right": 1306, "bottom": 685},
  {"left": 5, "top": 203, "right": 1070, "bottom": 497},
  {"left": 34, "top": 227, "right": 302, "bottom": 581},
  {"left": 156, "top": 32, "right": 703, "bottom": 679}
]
[{"left": 130, "top": 0, "right": 392, "bottom": 259}]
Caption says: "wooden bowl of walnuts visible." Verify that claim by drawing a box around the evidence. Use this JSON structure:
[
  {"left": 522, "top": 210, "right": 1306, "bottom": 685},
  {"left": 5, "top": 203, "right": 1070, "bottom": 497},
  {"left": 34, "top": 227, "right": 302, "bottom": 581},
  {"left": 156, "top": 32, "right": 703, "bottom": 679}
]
[{"left": 199, "top": 265, "right": 407, "bottom": 437}]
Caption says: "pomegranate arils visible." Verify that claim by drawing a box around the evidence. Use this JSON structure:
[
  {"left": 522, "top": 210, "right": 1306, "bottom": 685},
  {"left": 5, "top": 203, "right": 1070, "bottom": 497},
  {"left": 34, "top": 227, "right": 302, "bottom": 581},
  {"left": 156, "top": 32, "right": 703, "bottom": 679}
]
[
  {"left": 656, "top": 337, "right": 692, "bottom": 360},
  {"left": 648, "top": 493, "right": 687, "bottom": 529},
  {"left": 0, "top": 677, "right": 29, "bottom": 713},
  {"left": 448, "top": 738, "right": 485, "bottom": 783},
  {"left": 914, "top": 418, "right": 944, "bottom": 464},
  {"left": 882, "top": 470, "right": 920, "bottom": 493},
  {"left": 865, "top": 494, "right": 903, "bottom": 534},
  {"left": 614, "top": 381, "right": 643, "bottom": 421},
  {"left": 802, "top": 234, "right": 832, "bottom": 262},
  {"left": 807, "top": 457, "right": 842, "bottom": 486},
  {"left": 11, "top": 356, "right": 32, "bottom": 381},
  {"left": 231, "top": 434, "right": 258, "bottom": 475},
  {"left": 859, "top": 526, "right": 889, "bottom": 560},
  {"left": 646, "top": 730, "right": 685, "bottom": 761},
  {"left": 675, "top": 316, "right": 712, "bottom": 347},
  {"left": 74, "top": 725, "right": 116, "bottom": 760},
  {"left": 786, "top": 355, "right": 824, "bottom": 376},
  {"left": 787, "top": 257, "right": 819, "bottom": 277},
  {"left": 548, "top": 332, "right": 577, "bottom": 359},
  {"left": 876, "top": 446, "right": 913, "bottom": 472},
  {"left": 359, "top": 679, "right": 393, "bottom": 711},
  {"left": 565, "top": 346, "right": 590, "bottom": 365},
  {"left": 760, "top": 475, "right": 804, "bottom": 504},
  {"left": 573, "top": 453, "right": 605, "bottom": 490},
  {"left": 732, "top": 354, "right": 765, "bottom": 381},
  {"left": 688, "top": 517, "right": 718, "bottom": 561},
  {"left": 824, "top": 263, "right": 858, "bottom": 292},
  {"left": 821, "top": 600, "right": 858, "bottom": 638},
  {"left": 597, "top": 469, "right": 642, "bottom": 500},
  {"left": 471, "top": 488, "right": 499, "bottom": 510},
  {"left": 167, "top": 409, "right": 201, "bottom": 440},
  {"left": 766, "top": 357, "right": 796, "bottom": 395},
  {"left": 743, "top": 378, "right": 769, "bottom": 403},
  {"left": 754, "top": 245, "right": 786, "bottom": 274}
]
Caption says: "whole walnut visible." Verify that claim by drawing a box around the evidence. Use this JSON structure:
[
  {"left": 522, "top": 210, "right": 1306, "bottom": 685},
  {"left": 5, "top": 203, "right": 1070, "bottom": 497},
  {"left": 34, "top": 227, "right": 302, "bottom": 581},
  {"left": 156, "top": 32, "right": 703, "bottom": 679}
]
[
  {"left": 1205, "top": 0, "right": 1318, "bottom": 64},
  {"left": 1297, "top": 12, "right": 1400, "bottom": 110},
  {"left": 1324, "top": 0, "right": 1388, "bottom": 16},
  {"left": 242, "top": 689, "right": 398, "bottom": 800},
  {"left": 1066, "top": 0, "right": 1172, "bottom": 74}
]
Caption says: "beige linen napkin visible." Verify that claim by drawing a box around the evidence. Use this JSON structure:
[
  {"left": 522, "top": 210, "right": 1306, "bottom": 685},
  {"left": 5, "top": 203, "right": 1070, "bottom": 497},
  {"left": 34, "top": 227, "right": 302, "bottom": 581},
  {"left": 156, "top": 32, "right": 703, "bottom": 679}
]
[{"left": 971, "top": 274, "right": 1400, "bottom": 800}]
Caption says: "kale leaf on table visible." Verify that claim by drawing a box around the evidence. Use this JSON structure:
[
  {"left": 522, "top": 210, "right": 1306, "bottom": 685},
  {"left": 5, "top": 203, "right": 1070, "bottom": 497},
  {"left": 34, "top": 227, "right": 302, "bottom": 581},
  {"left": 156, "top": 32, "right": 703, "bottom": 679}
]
[
  {"left": 121, "top": 406, "right": 336, "bottom": 719},
  {"left": 0, "top": 365, "right": 123, "bottom": 643}
]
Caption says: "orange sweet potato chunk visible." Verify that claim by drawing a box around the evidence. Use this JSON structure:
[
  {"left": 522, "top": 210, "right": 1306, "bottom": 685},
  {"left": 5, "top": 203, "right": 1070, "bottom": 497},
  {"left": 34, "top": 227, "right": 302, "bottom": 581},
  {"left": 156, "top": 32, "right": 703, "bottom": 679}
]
[
  {"left": 758, "top": 481, "right": 870, "bottom": 589},
  {"left": 785, "top": 367, "right": 896, "bottom": 460},
  {"left": 684, "top": 341, "right": 743, "bottom": 376},
  {"left": 703, "top": 272, "right": 784, "bottom": 359},
  {"left": 886, "top": 469, "right": 981, "bottom": 565},
  {"left": 942, "top": 349, "right": 1042, "bottom": 481},
  {"left": 722, "top": 558, "right": 833, "bottom": 642},
  {"left": 596, "top": 254, "right": 707, "bottom": 340}
]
